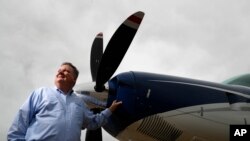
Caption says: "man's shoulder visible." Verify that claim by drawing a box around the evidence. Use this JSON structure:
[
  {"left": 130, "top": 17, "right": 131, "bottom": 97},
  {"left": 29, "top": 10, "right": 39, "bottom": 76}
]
[
  {"left": 31, "top": 87, "right": 56, "bottom": 98},
  {"left": 72, "top": 92, "right": 87, "bottom": 105},
  {"left": 34, "top": 86, "right": 54, "bottom": 93},
  {"left": 72, "top": 92, "right": 84, "bottom": 100}
]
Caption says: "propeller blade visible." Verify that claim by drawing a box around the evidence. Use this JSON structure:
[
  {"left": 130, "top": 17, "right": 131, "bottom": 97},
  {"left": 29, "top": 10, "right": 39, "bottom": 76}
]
[
  {"left": 95, "top": 11, "right": 145, "bottom": 92},
  {"left": 90, "top": 32, "right": 103, "bottom": 82},
  {"left": 85, "top": 108, "right": 103, "bottom": 141},
  {"left": 85, "top": 128, "right": 102, "bottom": 141}
]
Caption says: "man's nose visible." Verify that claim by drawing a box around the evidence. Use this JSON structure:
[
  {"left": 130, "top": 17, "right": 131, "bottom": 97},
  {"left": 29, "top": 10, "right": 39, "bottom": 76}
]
[{"left": 58, "top": 70, "right": 65, "bottom": 75}]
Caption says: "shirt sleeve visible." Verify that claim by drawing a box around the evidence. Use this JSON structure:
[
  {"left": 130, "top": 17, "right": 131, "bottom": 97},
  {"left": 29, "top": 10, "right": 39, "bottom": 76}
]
[
  {"left": 7, "top": 90, "right": 40, "bottom": 141},
  {"left": 83, "top": 108, "right": 112, "bottom": 130}
]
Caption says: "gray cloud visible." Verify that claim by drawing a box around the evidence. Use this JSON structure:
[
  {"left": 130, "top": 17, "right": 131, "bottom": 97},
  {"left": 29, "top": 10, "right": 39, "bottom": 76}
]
[{"left": 1, "top": 0, "right": 250, "bottom": 140}]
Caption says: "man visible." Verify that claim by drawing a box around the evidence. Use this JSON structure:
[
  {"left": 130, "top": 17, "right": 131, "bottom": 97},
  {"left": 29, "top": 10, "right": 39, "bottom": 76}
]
[{"left": 7, "top": 62, "right": 122, "bottom": 141}]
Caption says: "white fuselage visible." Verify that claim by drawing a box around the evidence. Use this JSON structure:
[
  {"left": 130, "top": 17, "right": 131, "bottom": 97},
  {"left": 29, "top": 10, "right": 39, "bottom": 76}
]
[{"left": 115, "top": 103, "right": 250, "bottom": 141}]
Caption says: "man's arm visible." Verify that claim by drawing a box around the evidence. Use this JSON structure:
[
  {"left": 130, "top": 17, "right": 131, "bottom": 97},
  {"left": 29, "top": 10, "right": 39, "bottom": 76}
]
[
  {"left": 7, "top": 91, "right": 38, "bottom": 141},
  {"left": 83, "top": 100, "right": 122, "bottom": 130}
]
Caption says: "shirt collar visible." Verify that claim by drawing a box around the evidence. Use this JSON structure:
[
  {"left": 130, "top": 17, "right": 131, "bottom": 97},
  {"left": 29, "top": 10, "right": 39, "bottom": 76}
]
[{"left": 54, "top": 86, "right": 74, "bottom": 95}]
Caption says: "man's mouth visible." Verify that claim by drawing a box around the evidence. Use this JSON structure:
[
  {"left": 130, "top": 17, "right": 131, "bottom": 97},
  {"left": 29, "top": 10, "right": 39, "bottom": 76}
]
[{"left": 57, "top": 74, "right": 65, "bottom": 78}]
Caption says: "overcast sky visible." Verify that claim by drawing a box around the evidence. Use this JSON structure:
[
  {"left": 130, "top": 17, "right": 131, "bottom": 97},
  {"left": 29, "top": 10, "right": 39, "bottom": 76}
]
[{"left": 1, "top": 0, "right": 250, "bottom": 140}]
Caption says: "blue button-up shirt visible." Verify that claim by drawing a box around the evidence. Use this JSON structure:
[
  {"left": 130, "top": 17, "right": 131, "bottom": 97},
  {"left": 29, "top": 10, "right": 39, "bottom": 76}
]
[{"left": 7, "top": 87, "right": 111, "bottom": 141}]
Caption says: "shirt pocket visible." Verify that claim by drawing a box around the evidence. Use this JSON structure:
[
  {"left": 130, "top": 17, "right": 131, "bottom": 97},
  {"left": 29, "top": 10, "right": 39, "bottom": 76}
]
[{"left": 40, "top": 99, "right": 64, "bottom": 121}]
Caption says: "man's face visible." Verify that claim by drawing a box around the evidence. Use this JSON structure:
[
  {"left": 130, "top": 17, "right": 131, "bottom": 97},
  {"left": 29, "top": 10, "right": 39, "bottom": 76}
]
[{"left": 55, "top": 65, "right": 76, "bottom": 86}]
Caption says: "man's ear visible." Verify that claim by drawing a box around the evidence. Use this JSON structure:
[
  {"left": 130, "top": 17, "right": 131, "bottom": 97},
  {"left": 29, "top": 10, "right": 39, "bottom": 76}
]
[
  {"left": 72, "top": 79, "right": 77, "bottom": 87},
  {"left": 73, "top": 77, "right": 77, "bottom": 83}
]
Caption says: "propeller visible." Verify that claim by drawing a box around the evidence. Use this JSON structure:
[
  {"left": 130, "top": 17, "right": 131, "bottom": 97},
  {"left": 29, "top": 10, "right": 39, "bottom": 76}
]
[
  {"left": 84, "top": 11, "right": 145, "bottom": 141},
  {"left": 90, "top": 32, "right": 103, "bottom": 81},
  {"left": 94, "top": 11, "right": 145, "bottom": 92},
  {"left": 85, "top": 33, "right": 104, "bottom": 141}
]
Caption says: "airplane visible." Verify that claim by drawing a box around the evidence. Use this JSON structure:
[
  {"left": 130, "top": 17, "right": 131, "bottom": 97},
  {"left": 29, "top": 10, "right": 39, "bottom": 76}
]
[{"left": 75, "top": 11, "right": 250, "bottom": 141}]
